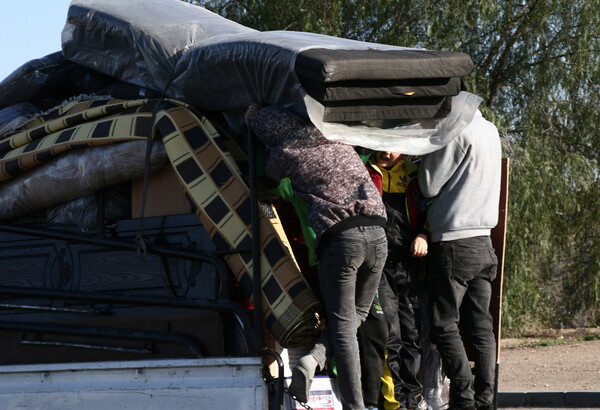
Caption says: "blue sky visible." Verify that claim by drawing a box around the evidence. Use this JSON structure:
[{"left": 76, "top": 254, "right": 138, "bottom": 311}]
[{"left": 0, "top": 0, "right": 73, "bottom": 82}]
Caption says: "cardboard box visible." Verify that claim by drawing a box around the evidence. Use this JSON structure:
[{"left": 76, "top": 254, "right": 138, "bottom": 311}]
[
  {"left": 131, "top": 166, "right": 193, "bottom": 218},
  {"left": 285, "top": 376, "right": 343, "bottom": 410}
]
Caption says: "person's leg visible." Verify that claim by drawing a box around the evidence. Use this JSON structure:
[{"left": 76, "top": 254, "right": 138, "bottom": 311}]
[
  {"left": 319, "top": 232, "right": 365, "bottom": 409},
  {"left": 351, "top": 225, "right": 388, "bottom": 408},
  {"left": 290, "top": 226, "right": 386, "bottom": 409},
  {"left": 398, "top": 257, "right": 424, "bottom": 409},
  {"left": 289, "top": 329, "right": 329, "bottom": 403},
  {"left": 317, "top": 226, "right": 385, "bottom": 409},
  {"left": 420, "top": 277, "right": 446, "bottom": 410},
  {"left": 428, "top": 240, "right": 473, "bottom": 409},
  {"left": 357, "top": 288, "right": 388, "bottom": 408},
  {"left": 354, "top": 226, "right": 387, "bottom": 322},
  {"left": 379, "top": 258, "right": 405, "bottom": 407},
  {"left": 377, "top": 268, "right": 403, "bottom": 409},
  {"left": 463, "top": 237, "right": 498, "bottom": 409}
]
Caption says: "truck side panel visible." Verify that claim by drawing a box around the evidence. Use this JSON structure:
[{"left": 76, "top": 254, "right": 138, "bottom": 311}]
[{"left": 0, "top": 358, "right": 267, "bottom": 409}]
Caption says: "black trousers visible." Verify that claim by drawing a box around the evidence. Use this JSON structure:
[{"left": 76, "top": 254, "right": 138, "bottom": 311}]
[
  {"left": 379, "top": 248, "right": 424, "bottom": 408},
  {"left": 357, "top": 287, "right": 388, "bottom": 407},
  {"left": 428, "top": 236, "right": 497, "bottom": 409}
]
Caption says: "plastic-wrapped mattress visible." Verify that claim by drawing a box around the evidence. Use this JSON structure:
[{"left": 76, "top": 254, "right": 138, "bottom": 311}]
[
  {"left": 318, "top": 97, "right": 452, "bottom": 122},
  {"left": 295, "top": 47, "right": 469, "bottom": 122},
  {"left": 298, "top": 77, "right": 464, "bottom": 102},
  {"left": 48, "top": 0, "right": 487, "bottom": 154},
  {"left": 61, "top": 0, "right": 255, "bottom": 93},
  {"left": 0, "top": 52, "right": 155, "bottom": 113}
]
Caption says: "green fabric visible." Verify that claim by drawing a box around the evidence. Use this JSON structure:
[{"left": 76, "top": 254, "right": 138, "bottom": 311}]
[
  {"left": 359, "top": 152, "right": 371, "bottom": 164},
  {"left": 257, "top": 141, "right": 318, "bottom": 267},
  {"left": 271, "top": 178, "right": 318, "bottom": 267}
]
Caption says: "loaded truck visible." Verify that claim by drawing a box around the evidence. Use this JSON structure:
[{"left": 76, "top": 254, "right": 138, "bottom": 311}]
[{"left": 0, "top": 1, "right": 509, "bottom": 409}]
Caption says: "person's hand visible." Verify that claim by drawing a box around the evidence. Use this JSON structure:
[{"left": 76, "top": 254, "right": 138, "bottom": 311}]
[
  {"left": 244, "top": 103, "right": 261, "bottom": 125},
  {"left": 411, "top": 234, "right": 428, "bottom": 257}
]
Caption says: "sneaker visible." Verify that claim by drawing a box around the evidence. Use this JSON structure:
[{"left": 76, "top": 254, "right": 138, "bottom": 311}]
[
  {"left": 408, "top": 394, "right": 431, "bottom": 410},
  {"left": 289, "top": 365, "right": 311, "bottom": 403}
]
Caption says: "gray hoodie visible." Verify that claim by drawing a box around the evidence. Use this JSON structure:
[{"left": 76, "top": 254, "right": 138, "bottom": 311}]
[{"left": 418, "top": 110, "right": 501, "bottom": 242}]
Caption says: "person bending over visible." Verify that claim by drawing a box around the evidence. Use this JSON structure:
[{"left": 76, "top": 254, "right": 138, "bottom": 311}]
[{"left": 246, "top": 104, "right": 387, "bottom": 410}]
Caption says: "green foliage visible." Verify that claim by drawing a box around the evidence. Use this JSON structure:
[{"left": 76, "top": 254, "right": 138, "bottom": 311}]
[
  {"left": 521, "top": 337, "right": 565, "bottom": 348},
  {"left": 578, "top": 331, "right": 600, "bottom": 342},
  {"left": 184, "top": 0, "right": 600, "bottom": 336}
]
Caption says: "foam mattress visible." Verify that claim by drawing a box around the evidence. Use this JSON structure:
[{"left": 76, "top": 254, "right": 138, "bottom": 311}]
[
  {"left": 321, "top": 97, "right": 452, "bottom": 122},
  {"left": 298, "top": 76, "right": 464, "bottom": 102},
  {"left": 295, "top": 48, "right": 473, "bottom": 82}
]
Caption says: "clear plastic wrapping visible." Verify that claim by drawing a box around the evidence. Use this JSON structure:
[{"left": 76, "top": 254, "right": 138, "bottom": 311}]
[
  {"left": 62, "top": 0, "right": 255, "bottom": 93},
  {"left": 0, "top": 140, "right": 167, "bottom": 221},
  {"left": 45, "top": 184, "right": 131, "bottom": 229},
  {"left": 0, "top": 52, "right": 76, "bottom": 110}
]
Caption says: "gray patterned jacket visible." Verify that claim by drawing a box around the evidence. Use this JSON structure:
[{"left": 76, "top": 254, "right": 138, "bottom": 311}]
[{"left": 248, "top": 106, "right": 386, "bottom": 252}]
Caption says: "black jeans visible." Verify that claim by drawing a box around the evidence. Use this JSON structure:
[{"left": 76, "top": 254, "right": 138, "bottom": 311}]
[
  {"left": 357, "top": 288, "right": 388, "bottom": 408},
  {"left": 379, "top": 248, "right": 423, "bottom": 409},
  {"left": 312, "top": 225, "right": 388, "bottom": 410},
  {"left": 428, "top": 236, "right": 497, "bottom": 409}
]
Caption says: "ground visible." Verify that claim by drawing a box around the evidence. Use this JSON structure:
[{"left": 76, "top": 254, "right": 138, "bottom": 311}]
[{"left": 498, "top": 328, "right": 600, "bottom": 392}]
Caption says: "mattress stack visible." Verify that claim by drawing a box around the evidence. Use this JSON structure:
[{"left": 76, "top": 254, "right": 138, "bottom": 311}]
[{"left": 295, "top": 48, "right": 472, "bottom": 123}]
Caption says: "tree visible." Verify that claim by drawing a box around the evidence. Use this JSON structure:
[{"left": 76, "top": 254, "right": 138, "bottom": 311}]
[{"left": 185, "top": 0, "right": 600, "bottom": 335}]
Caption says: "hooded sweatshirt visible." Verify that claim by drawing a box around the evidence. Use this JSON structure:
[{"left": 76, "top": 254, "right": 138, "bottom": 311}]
[
  {"left": 418, "top": 110, "right": 501, "bottom": 242},
  {"left": 248, "top": 106, "right": 386, "bottom": 252}
]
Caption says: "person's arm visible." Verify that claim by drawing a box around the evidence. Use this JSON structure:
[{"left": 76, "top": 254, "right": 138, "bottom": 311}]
[
  {"left": 244, "top": 103, "right": 261, "bottom": 125},
  {"left": 245, "top": 104, "right": 286, "bottom": 181},
  {"left": 418, "top": 138, "right": 467, "bottom": 198}
]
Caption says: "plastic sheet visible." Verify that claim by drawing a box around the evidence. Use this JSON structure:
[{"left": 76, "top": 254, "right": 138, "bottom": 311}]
[
  {"left": 0, "top": 52, "right": 75, "bottom": 110},
  {"left": 308, "top": 92, "right": 483, "bottom": 155},
  {"left": 62, "top": 0, "right": 255, "bottom": 93},
  {"left": 45, "top": 184, "right": 131, "bottom": 229},
  {"left": 61, "top": 0, "right": 480, "bottom": 155},
  {"left": 420, "top": 288, "right": 451, "bottom": 410},
  {"left": 0, "top": 102, "right": 41, "bottom": 138},
  {"left": 169, "top": 30, "right": 415, "bottom": 113},
  {"left": 422, "top": 343, "right": 451, "bottom": 410},
  {"left": 0, "top": 51, "right": 130, "bottom": 112},
  {"left": 0, "top": 140, "right": 167, "bottom": 221}
]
